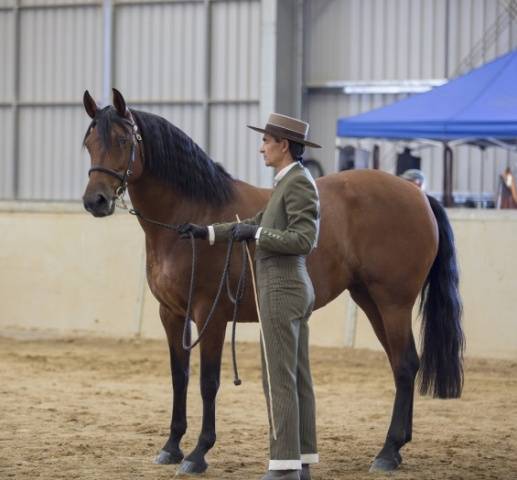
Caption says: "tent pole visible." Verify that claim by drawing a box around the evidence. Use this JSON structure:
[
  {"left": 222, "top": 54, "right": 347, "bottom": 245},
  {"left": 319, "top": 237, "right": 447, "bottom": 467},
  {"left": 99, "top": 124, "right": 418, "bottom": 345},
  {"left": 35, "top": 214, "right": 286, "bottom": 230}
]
[
  {"left": 372, "top": 144, "right": 380, "bottom": 169},
  {"left": 443, "top": 143, "right": 454, "bottom": 206}
]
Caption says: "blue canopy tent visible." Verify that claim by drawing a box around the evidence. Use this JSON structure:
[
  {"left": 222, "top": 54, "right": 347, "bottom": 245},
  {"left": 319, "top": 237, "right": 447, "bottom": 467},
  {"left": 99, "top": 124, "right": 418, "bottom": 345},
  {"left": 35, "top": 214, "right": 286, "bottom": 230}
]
[{"left": 336, "top": 50, "right": 517, "bottom": 205}]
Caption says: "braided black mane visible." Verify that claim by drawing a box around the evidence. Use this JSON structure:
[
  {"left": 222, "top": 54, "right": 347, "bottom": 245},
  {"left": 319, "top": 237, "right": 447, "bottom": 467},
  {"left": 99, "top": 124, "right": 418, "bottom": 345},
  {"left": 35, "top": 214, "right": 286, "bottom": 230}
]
[{"left": 83, "top": 106, "right": 235, "bottom": 205}]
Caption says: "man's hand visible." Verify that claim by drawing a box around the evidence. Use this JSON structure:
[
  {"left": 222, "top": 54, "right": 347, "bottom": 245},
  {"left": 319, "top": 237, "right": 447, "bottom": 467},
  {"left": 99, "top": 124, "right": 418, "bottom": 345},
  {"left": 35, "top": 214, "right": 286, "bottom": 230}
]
[
  {"left": 178, "top": 223, "right": 209, "bottom": 239},
  {"left": 232, "top": 223, "right": 258, "bottom": 242}
]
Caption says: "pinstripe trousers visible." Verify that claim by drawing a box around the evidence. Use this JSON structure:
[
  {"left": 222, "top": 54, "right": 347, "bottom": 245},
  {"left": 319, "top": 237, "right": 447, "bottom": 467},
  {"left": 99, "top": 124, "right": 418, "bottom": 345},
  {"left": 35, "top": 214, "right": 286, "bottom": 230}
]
[{"left": 256, "top": 255, "right": 318, "bottom": 471}]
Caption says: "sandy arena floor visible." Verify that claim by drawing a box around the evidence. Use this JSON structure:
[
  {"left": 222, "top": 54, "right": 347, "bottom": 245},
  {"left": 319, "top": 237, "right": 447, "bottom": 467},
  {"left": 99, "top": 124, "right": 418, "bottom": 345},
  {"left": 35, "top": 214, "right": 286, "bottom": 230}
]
[{"left": 0, "top": 332, "right": 515, "bottom": 480}]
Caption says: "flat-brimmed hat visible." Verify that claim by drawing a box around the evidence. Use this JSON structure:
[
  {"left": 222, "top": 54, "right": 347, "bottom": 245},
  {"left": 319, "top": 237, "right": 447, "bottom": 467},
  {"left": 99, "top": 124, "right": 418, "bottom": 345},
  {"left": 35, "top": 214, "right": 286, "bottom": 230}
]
[{"left": 247, "top": 113, "right": 321, "bottom": 148}]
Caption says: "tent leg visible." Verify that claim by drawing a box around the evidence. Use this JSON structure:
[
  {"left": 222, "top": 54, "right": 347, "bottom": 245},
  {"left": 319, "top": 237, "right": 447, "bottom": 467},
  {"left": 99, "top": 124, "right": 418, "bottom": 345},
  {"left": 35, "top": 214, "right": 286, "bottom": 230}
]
[
  {"left": 443, "top": 144, "right": 454, "bottom": 206},
  {"left": 372, "top": 144, "right": 380, "bottom": 169}
]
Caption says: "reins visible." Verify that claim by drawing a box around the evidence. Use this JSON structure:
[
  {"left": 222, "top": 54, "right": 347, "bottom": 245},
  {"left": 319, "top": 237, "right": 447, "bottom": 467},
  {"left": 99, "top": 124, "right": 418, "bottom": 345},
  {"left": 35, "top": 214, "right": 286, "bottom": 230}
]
[
  {"left": 129, "top": 208, "right": 245, "bottom": 386},
  {"left": 90, "top": 113, "right": 246, "bottom": 386}
]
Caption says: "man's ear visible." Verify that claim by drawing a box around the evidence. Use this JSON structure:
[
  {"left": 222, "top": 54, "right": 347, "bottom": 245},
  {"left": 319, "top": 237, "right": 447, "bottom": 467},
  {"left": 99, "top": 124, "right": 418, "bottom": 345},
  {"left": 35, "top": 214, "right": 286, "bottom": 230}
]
[{"left": 281, "top": 139, "right": 290, "bottom": 153}]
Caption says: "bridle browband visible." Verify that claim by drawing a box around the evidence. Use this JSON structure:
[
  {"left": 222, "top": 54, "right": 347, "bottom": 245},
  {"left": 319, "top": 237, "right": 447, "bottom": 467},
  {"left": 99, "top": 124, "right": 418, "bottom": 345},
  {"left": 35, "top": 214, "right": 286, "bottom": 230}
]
[{"left": 87, "top": 112, "right": 143, "bottom": 201}]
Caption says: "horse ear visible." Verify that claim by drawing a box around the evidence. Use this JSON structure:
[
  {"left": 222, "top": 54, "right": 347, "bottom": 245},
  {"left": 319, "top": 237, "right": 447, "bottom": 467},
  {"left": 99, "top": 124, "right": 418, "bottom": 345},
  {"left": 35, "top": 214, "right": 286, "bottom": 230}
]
[
  {"left": 112, "top": 88, "right": 130, "bottom": 118},
  {"left": 83, "top": 90, "right": 98, "bottom": 119}
]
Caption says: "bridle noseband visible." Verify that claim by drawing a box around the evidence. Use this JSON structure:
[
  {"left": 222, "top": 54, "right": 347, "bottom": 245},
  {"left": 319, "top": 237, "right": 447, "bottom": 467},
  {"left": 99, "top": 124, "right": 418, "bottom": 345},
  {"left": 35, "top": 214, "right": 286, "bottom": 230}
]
[{"left": 88, "top": 114, "right": 143, "bottom": 203}]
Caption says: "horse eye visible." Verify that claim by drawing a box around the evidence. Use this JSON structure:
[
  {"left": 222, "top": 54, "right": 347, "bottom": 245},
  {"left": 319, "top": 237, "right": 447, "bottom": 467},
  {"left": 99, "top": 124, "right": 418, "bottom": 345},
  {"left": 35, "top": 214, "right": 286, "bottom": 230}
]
[{"left": 118, "top": 137, "right": 129, "bottom": 146}]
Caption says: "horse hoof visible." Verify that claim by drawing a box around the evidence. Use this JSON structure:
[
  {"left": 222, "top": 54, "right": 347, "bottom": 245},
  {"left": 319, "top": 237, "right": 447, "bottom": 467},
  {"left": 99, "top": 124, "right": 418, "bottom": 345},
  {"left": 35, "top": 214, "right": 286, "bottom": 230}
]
[
  {"left": 177, "top": 459, "right": 208, "bottom": 475},
  {"left": 369, "top": 456, "right": 400, "bottom": 473},
  {"left": 154, "top": 449, "right": 184, "bottom": 465}
]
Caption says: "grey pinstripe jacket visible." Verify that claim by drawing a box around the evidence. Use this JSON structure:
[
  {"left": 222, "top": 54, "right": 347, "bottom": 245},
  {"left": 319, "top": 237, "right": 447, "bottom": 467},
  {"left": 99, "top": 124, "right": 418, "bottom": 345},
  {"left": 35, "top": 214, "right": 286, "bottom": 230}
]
[{"left": 213, "top": 162, "right": 320, "bottom": 260}]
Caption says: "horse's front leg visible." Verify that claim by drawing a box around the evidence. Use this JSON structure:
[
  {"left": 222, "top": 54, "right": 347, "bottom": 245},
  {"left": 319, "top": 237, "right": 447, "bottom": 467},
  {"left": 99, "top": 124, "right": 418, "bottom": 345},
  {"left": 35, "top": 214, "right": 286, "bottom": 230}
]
[
  {"left": 178, "top": 316, "right": 227, "bottom": 474},
  {"left": 155, "top": 305, "right": 191, "bottom": 465}
]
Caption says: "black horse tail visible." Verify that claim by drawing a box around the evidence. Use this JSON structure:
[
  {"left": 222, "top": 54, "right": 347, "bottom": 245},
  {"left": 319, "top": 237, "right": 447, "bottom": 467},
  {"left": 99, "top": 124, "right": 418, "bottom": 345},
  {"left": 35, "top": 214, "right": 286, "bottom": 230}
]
[{"left": 418, "top": 195, "right": 465, "bottom": 398}]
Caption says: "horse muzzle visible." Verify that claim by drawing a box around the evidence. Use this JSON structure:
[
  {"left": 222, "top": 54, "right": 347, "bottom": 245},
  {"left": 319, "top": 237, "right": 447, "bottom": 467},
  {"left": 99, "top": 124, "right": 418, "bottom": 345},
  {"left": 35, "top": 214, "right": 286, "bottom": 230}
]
[{"left": 83, "top": 191, "right": 115, "bottom": 217}]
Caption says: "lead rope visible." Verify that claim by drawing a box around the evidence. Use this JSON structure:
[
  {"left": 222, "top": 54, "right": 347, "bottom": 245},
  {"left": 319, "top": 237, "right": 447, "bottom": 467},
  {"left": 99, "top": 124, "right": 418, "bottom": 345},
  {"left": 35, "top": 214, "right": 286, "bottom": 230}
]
[
  {"left": 227, "top": 243, "right": 248, "bottom": 386},
  {"left": 129, "top": 208, "right": 244, "bottom": 385}
]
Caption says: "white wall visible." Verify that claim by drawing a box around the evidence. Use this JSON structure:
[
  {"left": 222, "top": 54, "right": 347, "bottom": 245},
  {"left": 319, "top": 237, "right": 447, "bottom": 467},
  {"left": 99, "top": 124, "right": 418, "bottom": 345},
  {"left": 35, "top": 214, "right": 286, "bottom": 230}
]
[{"left": 0, "top": 203, "right": 516, "bottom": 359}]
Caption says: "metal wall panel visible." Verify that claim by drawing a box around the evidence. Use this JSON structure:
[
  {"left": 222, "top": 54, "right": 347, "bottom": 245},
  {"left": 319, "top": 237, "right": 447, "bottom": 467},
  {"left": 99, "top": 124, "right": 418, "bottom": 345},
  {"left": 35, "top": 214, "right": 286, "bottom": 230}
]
[
  {"left": 18, "top": 106, "right": 90, "bottom": 200},
  {"left": 20, "top": 1, "right": 99, "bottom": 6},
  {"left": 0, "top": 8, "right": 14, "bottom": 199},
  {"left": 114, "top": 2, "right": 205, "bottom": 101},
  {"left": 115, "top": 0, "right": 202, "bottom": 4},
  {"left": 0, "top": 11, "right": 14, "bottom": 102},
  {"left": 447, "top": 0, "right": 511, "bottom": 76},
  {"left": 304, "top": 0, "right": 448, "bottom": 82},
  {"left": 16, "top": 4, "right": 102, "bottom": 200},
  {"left": 19, "top": 5, "right": 102, "bottom": 102},
  {"left": 0, "top": 108, "right": 14, "bottom": 198},
  {"left": 210, "top": 104, "right": 267, "bottom": 185},
  {"left": 210, "top": 0, "right": 266, "bottom": 185},
  {"left": 211, "top": 0, "right": 260, "bottom": 101},
  {"left": 136, "top": 103, "right": 205, "bottom": 148}
]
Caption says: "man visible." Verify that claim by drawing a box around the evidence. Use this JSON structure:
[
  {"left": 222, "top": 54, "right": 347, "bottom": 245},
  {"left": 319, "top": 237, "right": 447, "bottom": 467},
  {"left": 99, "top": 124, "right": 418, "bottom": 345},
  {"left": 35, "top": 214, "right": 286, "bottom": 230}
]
[
  {"left": 179, "top": 113, "right": 321, "bottom": 480},
  {"left": 400, "top": 168, "right": 425, "bottom": 190}
]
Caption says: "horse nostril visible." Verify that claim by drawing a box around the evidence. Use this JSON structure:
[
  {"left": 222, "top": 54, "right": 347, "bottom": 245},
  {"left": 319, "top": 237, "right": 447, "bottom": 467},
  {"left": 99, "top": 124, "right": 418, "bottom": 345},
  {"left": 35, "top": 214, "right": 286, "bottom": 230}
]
[
  {"left": 83, "top": 192, "right": 110, "bottom": 214},
  {"left": 95, "top": 193, "right": 108, "bottom": 207}
]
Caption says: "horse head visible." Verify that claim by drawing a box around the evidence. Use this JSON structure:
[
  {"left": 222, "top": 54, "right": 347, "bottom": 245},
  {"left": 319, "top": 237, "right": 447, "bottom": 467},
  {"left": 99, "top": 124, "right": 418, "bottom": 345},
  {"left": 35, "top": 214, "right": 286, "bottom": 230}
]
[{"left": 82, "top": 88, "right": 144, "bottom": 217}]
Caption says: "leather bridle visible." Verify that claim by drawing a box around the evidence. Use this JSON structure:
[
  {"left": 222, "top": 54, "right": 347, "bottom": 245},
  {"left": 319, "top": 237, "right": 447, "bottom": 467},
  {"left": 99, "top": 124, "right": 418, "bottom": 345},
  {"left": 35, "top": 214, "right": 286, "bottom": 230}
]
[{"left": 87, "top": 113, "right": 143, "bottom": 201}]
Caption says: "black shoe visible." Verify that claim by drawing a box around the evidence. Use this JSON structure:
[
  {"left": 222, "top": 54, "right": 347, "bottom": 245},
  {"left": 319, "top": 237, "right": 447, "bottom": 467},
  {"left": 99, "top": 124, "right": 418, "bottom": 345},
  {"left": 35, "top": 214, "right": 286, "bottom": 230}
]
[{"left": 300, "top": 464, "right": 311, "bottom": 480}]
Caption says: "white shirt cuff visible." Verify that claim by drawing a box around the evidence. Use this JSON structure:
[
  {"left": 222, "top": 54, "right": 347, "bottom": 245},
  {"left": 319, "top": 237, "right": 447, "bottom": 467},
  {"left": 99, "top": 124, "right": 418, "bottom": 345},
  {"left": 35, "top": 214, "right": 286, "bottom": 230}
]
[
  {"left": 269, "top": 459, "right": 301, "bottom": 470},
  {"left": 255, "top": 227, "right": 262, "bottom": 245},
  {"left": 208, "top": 225, "right": 215, "bottom": 245},
  {"left": 300, "top": 453, "right": 319, "bottom": 464}
]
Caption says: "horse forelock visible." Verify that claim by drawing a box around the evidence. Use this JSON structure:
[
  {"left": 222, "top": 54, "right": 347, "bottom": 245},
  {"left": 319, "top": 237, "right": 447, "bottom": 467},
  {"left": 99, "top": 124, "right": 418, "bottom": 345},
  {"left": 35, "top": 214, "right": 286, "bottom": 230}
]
[{"left": 82, "top": 106, "right": 128, "bottom": 152}]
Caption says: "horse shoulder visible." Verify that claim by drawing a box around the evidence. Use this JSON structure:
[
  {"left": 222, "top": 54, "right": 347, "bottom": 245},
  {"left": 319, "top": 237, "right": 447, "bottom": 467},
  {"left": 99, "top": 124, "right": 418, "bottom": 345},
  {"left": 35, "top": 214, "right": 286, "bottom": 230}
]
[{"left": 145, "top": 240, "right": 191, "bottom": 312}]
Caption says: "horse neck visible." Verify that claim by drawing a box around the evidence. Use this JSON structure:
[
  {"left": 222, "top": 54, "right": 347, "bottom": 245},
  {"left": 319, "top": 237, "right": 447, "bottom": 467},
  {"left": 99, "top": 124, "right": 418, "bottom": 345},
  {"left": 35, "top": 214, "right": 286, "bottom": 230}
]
[
  {"left": 127, "top": 172, "right": 210, "bottom": 228},
  {"left": 128, "top": 174, "right": 268, "bottom": 230}
]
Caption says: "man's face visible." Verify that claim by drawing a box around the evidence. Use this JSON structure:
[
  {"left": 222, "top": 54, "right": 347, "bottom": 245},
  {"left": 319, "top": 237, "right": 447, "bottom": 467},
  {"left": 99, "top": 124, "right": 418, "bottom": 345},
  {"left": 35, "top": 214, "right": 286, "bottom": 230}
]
[{"left": 260, "top": 133, "right": 288, "bottom": 169}]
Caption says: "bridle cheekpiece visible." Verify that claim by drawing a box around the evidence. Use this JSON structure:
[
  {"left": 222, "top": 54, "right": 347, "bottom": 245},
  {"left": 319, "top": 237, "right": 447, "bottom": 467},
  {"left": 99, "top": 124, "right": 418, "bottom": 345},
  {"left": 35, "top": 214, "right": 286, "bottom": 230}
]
[{"left": 87, "top": 110, "right": 142, "bottom": 208}]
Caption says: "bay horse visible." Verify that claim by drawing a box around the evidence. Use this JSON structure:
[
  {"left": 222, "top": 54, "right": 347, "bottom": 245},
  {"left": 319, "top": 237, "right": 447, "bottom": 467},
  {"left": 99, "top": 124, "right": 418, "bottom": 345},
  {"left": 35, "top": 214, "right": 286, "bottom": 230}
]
[{"left": 82, "top": 89, "right": 464, "bottom": 474}]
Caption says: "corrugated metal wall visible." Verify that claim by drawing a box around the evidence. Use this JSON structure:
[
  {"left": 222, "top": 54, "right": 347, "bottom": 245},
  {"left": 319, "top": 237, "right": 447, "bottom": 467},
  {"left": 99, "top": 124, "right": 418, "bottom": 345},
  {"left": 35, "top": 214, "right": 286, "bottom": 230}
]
[
  {"left": 0, "top": 2, "right": 14, "bottom": 198},
  {"left": 17, "top": 3, "right": 102, "bottom": 200},
  {"left": 209, "top": 0, "right": 262, "bottom": 182},
  {"left": 303, "top": 0, "right": 517, "bottom": 200},
  {"left": 0, "top": 0, "right": 264, "bottom": 201},
  {"left": 2, "top": 0, "right": 516, "bottom": 201}
]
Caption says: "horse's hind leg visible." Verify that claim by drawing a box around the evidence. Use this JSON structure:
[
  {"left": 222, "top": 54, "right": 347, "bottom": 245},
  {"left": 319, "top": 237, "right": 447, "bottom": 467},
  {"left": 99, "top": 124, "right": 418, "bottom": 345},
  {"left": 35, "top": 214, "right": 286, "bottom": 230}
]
[
  {"left": 369, "top": 304, "right": 419, "bottom": 473},
  {"left": 178, "top": 317, "right": 227, "bottom": 474},
  {"left": 349, "top": 286, "right": 389, "bottom": 354},
  {"left": 155, "top": 305, "right": 190, "bottom": 465}
]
